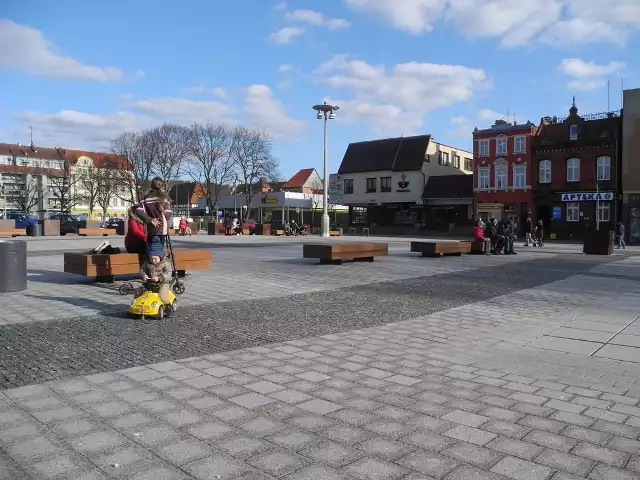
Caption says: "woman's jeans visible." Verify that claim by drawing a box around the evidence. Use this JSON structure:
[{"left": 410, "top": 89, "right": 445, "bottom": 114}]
[{"left": 618, "top": 235, "right": 626, "bottom": 249}]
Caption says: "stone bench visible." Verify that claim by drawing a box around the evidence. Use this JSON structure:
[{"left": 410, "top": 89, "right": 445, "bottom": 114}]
[
  {"left": 411, "top": 241, "right": 471, "bottom": 257},
  {"left": 78, "top": 228, "right": 116, "bottom": 236},
  {"left": 63, "top": 249, "right": 212, "bottom": 282},
  {"left": 303, "top": 242, "right": 388, "bottom": 265},
  {"left": 0, "top": 229, "right": 26, "bottom": 237}
]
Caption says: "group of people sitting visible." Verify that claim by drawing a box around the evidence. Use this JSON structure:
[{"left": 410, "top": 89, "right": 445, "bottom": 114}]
[
  {"left": 224, "top": 216, "right": 243, "bottom": 235},
  {"left": 473, "top": 216, "right": 544, "bottom": 255}
]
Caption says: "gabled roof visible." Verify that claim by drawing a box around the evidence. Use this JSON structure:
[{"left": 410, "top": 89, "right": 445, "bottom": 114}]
[
  {"left": 422, "top": 175, "right": 474, "bottom": 199},
  {"left": 66, "top": 149, "right": 127, "bottom": 169},
  {"left": 0, "top": 143, "right": 66, "bottom": 160},
  {"left": 282, "top": 168, "right": 316, "bottom": 189},
  {"left": 338, "top": 135, "right": 431, "bottom": 174}
]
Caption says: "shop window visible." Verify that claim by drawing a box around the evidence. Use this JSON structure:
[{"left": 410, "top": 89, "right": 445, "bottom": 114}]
[
  {"left": 597, "top": 203, "right": 610, "bottom": 222},
  {"left": 380, "top": 176, "right": 391, "bottom": 192},
  {"left": 366, "top": 178, "right": 376, "bottom": 193},
  {"left": 566, "top": 202, "right": 579, "bottom": 222}
]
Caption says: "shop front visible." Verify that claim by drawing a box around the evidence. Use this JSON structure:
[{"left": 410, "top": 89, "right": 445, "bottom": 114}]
[
  {"left": 626, "top": 194, "right": 640, "bottom": 244},
  {"left": 535, "top": 191, "right": 614, "bottom": 241},
  {"left": 348, "top": 203, "right": 425, "bottom": 234}
]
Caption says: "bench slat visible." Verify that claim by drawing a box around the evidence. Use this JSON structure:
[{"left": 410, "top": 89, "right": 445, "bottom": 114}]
[
  {"left": 78, "top": 228, "right": 116, "bottom": 236},
  {"left": 411, "top": 241, "right": 471, "bottom": 256}
]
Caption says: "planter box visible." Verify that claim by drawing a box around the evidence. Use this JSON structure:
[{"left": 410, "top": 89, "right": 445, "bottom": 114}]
[
  {"left": 254, "top": 224, "right": 270, "bottom": 235},
  {"left": 583, "top": 229, "right": 615, "bottom": 255},
  {"left": 207, "top": 222, "right": 224, "bottom": 235},
  {"left": 40, "top": 220, "right": 60, "bottom": 236}
]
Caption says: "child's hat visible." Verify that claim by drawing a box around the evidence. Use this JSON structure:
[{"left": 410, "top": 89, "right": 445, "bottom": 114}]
[{"left": 148, "top": 238, "right": 164, "bottom": 257}]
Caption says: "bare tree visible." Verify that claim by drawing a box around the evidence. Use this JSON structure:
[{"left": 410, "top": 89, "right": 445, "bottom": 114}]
[
  {"left": 110, "top": 131, "right": 155, "bottom": 202},
  {"left": 307, "top": 176, "right": 323, "bottom": 226},
  {"left": 96, "top": 168, "right": 117, "bottom": 219},
  {"left": 14, "top": 172, "right": 42, "bottom": 213},
  {"left": 48, "top": 160, "right": 79, "bottom": 213},
  {"left": 76, "top": 161, "right": 101, "bottom": 218},
  {"left": 187, "top": 122, "right": 236, "bottom": 219},
  {"left": 231, "top": 126, "right": 278, "bottom": 218},
  {"left": 148, "top": 123, "right": 191, "bottom": 192}
]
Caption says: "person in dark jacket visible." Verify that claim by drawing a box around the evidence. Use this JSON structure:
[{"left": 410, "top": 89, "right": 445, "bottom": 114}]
[
  {"left": 533, "top": 219, "right": 544, "bottom": 247},
  {"left": 523, "top": 215, "right": 533, "bottom": 246},
  {"left": 499, "top": 219, "right": 514, "bottom": 255},
  {"left": 616, "top": 221, "right": 626, "bottom": 249},
  {"left": 488, "top": 218, "right": 501, "bottom": 254},
  {"left": 134, "top": 177, "right": 173, "bottom": 251}
]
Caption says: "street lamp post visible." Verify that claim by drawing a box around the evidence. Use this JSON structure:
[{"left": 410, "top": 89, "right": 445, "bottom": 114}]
[{"left": 312, "top": 101, "right": 339, "bottom": 237}]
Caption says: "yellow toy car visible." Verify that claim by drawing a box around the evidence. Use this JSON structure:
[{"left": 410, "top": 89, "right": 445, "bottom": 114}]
[{"left": 129, "top": 282, "right": 177, "bottom": 320}]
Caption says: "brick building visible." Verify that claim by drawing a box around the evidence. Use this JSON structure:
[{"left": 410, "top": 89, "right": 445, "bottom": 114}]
[
  {"left": 532, "top": 99, "right": 622, "bottom": 241},
  {"left": 472, "top": 119, "right": 538, "bottom": 226}
]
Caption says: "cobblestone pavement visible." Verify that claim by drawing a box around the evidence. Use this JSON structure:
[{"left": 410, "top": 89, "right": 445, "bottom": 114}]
[{"left": 1, "top": 241, "right": 640, "bottom": 478}]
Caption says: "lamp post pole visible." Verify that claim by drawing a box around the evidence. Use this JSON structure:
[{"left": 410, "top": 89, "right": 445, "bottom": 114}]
[{"left": 312, "top": 101, "right": 339, "bottom": 237}]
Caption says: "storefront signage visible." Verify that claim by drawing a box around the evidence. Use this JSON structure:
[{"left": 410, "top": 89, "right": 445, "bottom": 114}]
[
  {"left": 261, "top": 195, "right": 278, "bottom": 204},
  {"left": 560, "top": 192, "right": 613, "bottom": 202},
  {"left": 396, "top": 174, "right": 410, "bottom": 192},
  {"left": 552, "top": 206, "right": 562, "bottom": 219}
]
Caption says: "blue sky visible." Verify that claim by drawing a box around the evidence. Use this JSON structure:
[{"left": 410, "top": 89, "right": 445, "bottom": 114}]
[{"left": 0, "top": 0, "right": 638, "bottom": 179}]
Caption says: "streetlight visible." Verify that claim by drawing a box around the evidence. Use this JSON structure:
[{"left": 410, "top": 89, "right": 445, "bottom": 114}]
[{"left": 312, "top": 101, "right": 339, "bottom": 237}]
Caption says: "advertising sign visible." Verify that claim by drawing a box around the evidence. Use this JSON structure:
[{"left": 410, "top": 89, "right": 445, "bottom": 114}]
[{"left": 560, "top": 192, "right": 613, "bottom": 202}]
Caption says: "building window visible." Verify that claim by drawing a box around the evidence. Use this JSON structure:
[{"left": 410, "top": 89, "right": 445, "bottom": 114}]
[
  {"left": 569, "top": 124, "right": 578, "bottom": 140},
  {"left": 464, "top": 158, "right": 472, "bottom": 171},
  {"left": 566, "top": 202, "right": 579, "bottom": 222},
  {"left": 513, "top": 165, "right": 526, "bottom": 188},
  {"left": 597, "top": 156, "right": 611, "bottom": 181},
  {"left": 478, "top": 140, "right": 489, "bottom": 156},
  {"left": 439, "top": 151, "right": 450, "bottom": 165},
  {"left": 539, "top": 160, "right": 551, "bottom": 184},
  {"left": 495, "top": 162, "right": 507, "bottom": 189},
  {"left": 496, "top": 137, "right": 507, "bottom": 155},
  {"left": 478, "top": 168, "right": 489, "bottom": 189},
  {"left": 366, "top": 177, "right": 376, "bottom": 193},
  {"left": 120, "top": 199, "right": 125, "bottom": 207},
  {"left": 343, "top": 179, "right": 354, "bottom": 194},
  {"left": 380, "top": 176, "right": 391, "bottom": 192},
  {"left": 453, "top": 155, "right": 460, "bottom": 169},
  {"left": 514, "top": 135, "right": 526, "bottom": 153},
  {"left": 567, "top": 158, "right": 580, "bottom": 182},
  {"left": 598, "top": 203, "right": 610, "bottom": 222}
]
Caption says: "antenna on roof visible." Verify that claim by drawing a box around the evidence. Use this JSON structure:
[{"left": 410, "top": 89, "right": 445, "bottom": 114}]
[
  {"left": 29, "top": 126, "right": 34, "bottom": 149},
  {"left": 607, "top": 79, "right": 610, "bottom": 112}
]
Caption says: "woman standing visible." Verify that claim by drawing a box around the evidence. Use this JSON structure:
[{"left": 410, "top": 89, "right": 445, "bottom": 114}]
[
  {"left": 523, "top": 214, "right": 533, "bottom": 246},
  {"left": 134, "top": 177, "right": 173, "bottom": 249}
]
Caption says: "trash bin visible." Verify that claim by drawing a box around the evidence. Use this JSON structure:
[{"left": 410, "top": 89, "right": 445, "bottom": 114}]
[
  {"left": 0, "top": 239, "right": 27, "bottom": 293},
  {"left": 27, "top": 223, "right": 43, "bottom": 237}
]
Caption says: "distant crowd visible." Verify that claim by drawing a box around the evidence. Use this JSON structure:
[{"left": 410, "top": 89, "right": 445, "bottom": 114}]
[{"left": 473, "top": 215, "right": 543, "bottom": 255}]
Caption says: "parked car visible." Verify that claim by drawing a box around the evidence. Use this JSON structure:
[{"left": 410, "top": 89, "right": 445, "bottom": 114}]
[
  {"left": 49, "top": 213, "right": 83, "bottom": 235},
  {"left": 106, "top": 218, "right": 124, "bottom": 229},
  {"left": 7, "top": 212, "right": 39, "bottom": 229},
  {"left": 241, "top": 219, "right": 257, "bottom": 234}
]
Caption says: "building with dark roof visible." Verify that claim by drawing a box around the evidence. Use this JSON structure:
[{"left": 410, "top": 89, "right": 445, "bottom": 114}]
[
  {"left": 333, "top": 134, "right": 472, "bottom": 233},
  {"left": 532, "top": 99, "right": 622, "bottom": 241}
]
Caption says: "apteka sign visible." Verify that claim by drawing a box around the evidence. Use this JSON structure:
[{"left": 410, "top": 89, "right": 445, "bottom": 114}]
[{"left": 560, "top": 192, "right": 613, "bottom": 202}]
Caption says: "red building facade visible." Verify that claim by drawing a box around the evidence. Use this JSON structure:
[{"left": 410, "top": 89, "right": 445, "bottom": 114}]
[{"left": 472, "top": 119, "right": 538, "bottom": 225}]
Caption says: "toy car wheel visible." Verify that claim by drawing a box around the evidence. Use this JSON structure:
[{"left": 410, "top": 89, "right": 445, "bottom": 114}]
[
  {"left": 119, "top": 283, "right": 134, "bottom": 295},
  {"left": 174, "top": 282, "right": 185, "bottom": 295},
  {"left": 156, "top": 306, "right": 165, "bottom": 320}
]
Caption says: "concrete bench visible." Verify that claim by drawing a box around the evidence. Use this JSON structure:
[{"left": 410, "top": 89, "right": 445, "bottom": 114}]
[
  {"left": 78, "top": 228, "right": 116, "bottom": 236},
  {"left": 63, "top": 249, "right": 212, "bottom": 282},
  {"left": 0, "top": 229, "right": 26, "bottom": 237},
  {"left": 303, "top": 242, "right": 388, "bottom": 265},
  {"left": 411, "top": 241, "right": 471, "bottom": 257}
]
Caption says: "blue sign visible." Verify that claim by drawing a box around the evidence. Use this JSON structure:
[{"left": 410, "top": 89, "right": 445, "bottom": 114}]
[
  {"left": 217, "top": 210, "right": 223, "bottom": 217},
  {"left": 560, "top": 192, "right": 613, "bottom": 202},
  {"left": 552, "top": 206, "right": 562, "bottom": 220}
]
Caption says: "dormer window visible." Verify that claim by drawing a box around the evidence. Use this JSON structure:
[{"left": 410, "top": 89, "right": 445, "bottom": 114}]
[{"left": 569, "top": 124, "right": 578, "bottom": 140}]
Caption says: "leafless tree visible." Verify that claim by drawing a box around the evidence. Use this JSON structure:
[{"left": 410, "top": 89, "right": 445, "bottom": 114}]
[
  {"left": 110, "top": 131, "right": 155, "bottom": 202},
  {"left": 48, "top": 160, "right": 79, "bottom": 213},
  {"left": 76, "top": 161, "right": 101, "bottom": 217},
  {"left": 187, "top": 122, "right": 236, "bottom": 219},
  {"left": 13, "top": 171, "right": 42, "bottom": 213},
  {"left": 148, "top": 123, "right": 191, "bottom": 192},
  {"left": 96, "top": 168, "right": 117, "bottom": 219},
  {"left": 307, "top": 176, "right": 323, "bottom": 226},
  {"left": 231, "top": 126, "right": 278, "bottom": 218}
]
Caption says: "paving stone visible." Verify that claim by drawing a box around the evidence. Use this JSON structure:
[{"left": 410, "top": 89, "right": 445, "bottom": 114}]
[
  {"left": 534, "top": 448, "right": 595, "bottom": 476},
  {"left": 125, "top": 424, "right": 182, "bottom": 448},
  {"left": 524, "top": 430, "right": 579, "bottom": 452},
  {"left": 299, "top": 399, "right": 343, "bottom": 415},
  {"left": 480, "top": 407, "right": 525, "bottom": 423},
  {"left": 490, "top": 455, "right": 554, "bottom": 480},
  {"left": 607, "top": 435, "right": 640, "bottom": 454},
  {"left": 216, "top": 435, "right": 270, "bottom": 458},
  {"left": 154, "top": 438, "right": 213, "bottom": 465},
  {"left": 182, "top": 375, "right": 225, "bottom": 389},
  {"left": 129, "top": 466, "right": 190, "bottom": 480},
  {"left": 32, "top": 406, "right": 84, "bottom": 423},
  {"left": 321, "top": 424, "right": 371, "bottom": 445},
  {"left": 71, "top": 431, "right": 128, "bottom": 454},
  {"left": 287, "top": 414, "right": 336, "bottom": 432},
  {"left": 562, "top": 426, "right": 612, "bottom": 446},
  {"left": 229, "top": 392, "right": 276, "bottom": 410},
  {"left": 593, "top": 419, "right": 640, "bottom": 439},
  {"left": 444, "top": 425, "right": 497, "bottom": 446},
  {"left": 240, "top": 416, "right": 286, "bottom": 437},
  {"left": 628, "top": 456, "right": 640, "bottom": 474},
  {"left": 6, "top": 436, "right": 63, "bottom": 462},
  {"left": 442, "top": 410, "right": 489, "bottom": 428},
  {"left": 28, "top": 454, "right": 88, "bottom": 479},
  {"left": 283, "top": 464, "right": 350, "bottom": 480},
  {"left": 296, "top": 371, "right": 332, "bottom": 383},
  {"left": 588, "top": 464, "right": 640, "bottom": 480},
  {"left": 444, "top": 464, "right": 509, "bottom": 480},
  {"left": 400, "top": 431, "right": 459, "bottom": 452},
  {"left": 266, "top": 429, "right": 318, "bottom": 451},
  {"left": 52, "top": 418, "right": 103, "bottom": 438},
  {"left": 442, "top": 442, "right": 504, "bottom": 469},
  {"left": 551, "top": 411, "right": 597, "bottom": 428},
  {"left": 486, "top": 436, "right": 544, "bottom": 460},
  {"left": 269, "top": 389, "right": 313, "bottom": 404},
  {"left": 398, "top": 451, "right": 461, "bottom": 478},
  {"left": 482, "top": 419, "right": 531, "bottom": 439},
  {"left": 211, "top": 405, "right": 254, "bottom": 423},
  {"left": 344, "top": 456, "right": 409, "bottom": 480},
  {"left": 247, "top": 449, "right": 308, "bottom": 477},
  {"left": 519, "top": 416, "right": 567, "bottom": 434},
  {"left": 300, "top": 440, "right": 363, "bottom": 467},
  {"left": 356, "top": 436, "right": 415, "bottom": 461},
  {"left": 184, "top": 452, "right": 249, "bottom": 479},
  {"left": 187, "top": 421, "right": 236, "bottom": 441},
  {"left": 363, "top": 419, "right": 415, "bottom": 439},
  {"left": 571, "top": 441, "right": 630, "bottom": 468},
  {"left": 95, "top": 446, "right": 156, "bottom": 477},
  {"left": 87, "top": 401, "right": 133, "bottom": 418},
  {"left": 164, "top": 368, "right": 201, "bottom": 380}
]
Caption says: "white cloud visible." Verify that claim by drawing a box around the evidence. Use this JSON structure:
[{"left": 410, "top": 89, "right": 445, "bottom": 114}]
[
  {"left": 478, "top": 109, "right": 506, "bottom": 122},
  {"left": 558, "top": 58, "right": 625, "bottom": 78},
  {"left": 10, "top": 88, "right": 305, "bottom": 149},
  {"left": 558, "top": 58, "right": 625, "bottom": 91},
  {"left": 285, "top": 9, "right": 351, "bottom": 29},
  {"left": 133, "top": 69, "right": 146, "bottom": 79},
  {"left": 211, "top": 87, "right": 229, "bottom": 99},
  {"left": 267, "top": 26, "right": 305, "bottom": 44},
  {"left": 0, "top": 19, "right": 126, "bottom": 81},
  {"left": 243, "top": 84, "right": 307, "bottom": 138},
  {"left": 185, "top": 86, "right": 230, "bottom": 99},
  {"left": 447, "top": 116, "right": 474, "bottom": 138},
  {"left": 344, "top": 0, "right": 640, "bottom": 46},
  {"left": 314, "top": 54, "right": 488, "bottom": 136},
  {"left": 278, "top": 64, "right": 293, "bottom": 72}
]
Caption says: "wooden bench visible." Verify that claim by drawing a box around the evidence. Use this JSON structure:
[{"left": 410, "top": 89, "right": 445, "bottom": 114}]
[
  {"left": 411, "top": 241, "right": 471, "bottom": 257},
  {"left": 64, "top": 249, "right": 212, "bottom": 282},
  {"left": 303, "top": 242, "right": 388, "bottom": 265},
  {"left": 329, "top": 230, "right": 340, "bottom": 236},
  {"left": 0, "top": 229, "right": 26, "bottom": 237},
  {"left": 273, "top": 229, "right": 285, "bottom": 236},
  {"left": 470, "top": 239, "right": 487, "bottom": 254},
  {"left": 78, "top": 228, "right": 116, "bottom": 236}
]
